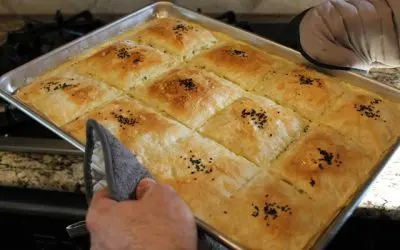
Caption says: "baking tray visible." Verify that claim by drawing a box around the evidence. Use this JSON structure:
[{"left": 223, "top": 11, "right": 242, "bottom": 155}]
[{"left": 1, "top": 2, "right": 400, "bottom": 249}]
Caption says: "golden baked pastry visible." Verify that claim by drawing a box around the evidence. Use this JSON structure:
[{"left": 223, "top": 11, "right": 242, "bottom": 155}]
[
  {"left": 203, "top": 171, "right": 336, "bottom": 250},
  {"left": 143, "top": 133, "right": 259, "bottom": 220},
  {"left": 131, "top": 66, "right": 243, "bottom": 128},
  {"left": 131, "top": 17, "right": 217, "bottom": 59},
  {"left": 191, "top": 41, "right": 344, "bottom": 120},
  {"left": 72, "top": 40, "right": 176, "bottom": 90},
  {"left": 199, "top": 95, "right": 308, "bottom": 167},
  {"left": 16, "top": 72, "right": 120, "bottom": 126},
  {"left": 190, "top": 41, "right": 279, "bottom": 90},
  {"left": 271, "top": 124, "right": 375, "bottom": 205},
  {"left": 255, "top": 65, "right": 345, "bottom": 120},
  {"left": 321, "top": 86, "right": 400, "bottom": 158},
  {"left": 63, "top": 96, "right": 192, "bottom": 160}
]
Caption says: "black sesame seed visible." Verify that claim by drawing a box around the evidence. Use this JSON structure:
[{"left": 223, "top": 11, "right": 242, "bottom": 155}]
[
  {"left": 178, "top": 78, "right": 196, "bottom": 90},
  {"left": 223, "top": 49, "right": 248, "bottom": 57},
  {"left": 298, "top": 74, "right": 318, "bottom": 85}
]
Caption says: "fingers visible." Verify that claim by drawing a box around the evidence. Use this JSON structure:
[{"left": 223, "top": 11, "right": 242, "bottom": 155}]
[
  {"left": 136, "top": 178, "right": 156, "bottom": 200},
  {"left": 86, "top": 188, "right": 117, "bottom": 233},
  {"left": 90, "top": 188, "right": 117, "bottom": 209},
  {"left": 136, "top": 179, "right": 179, "bottom": 202}
]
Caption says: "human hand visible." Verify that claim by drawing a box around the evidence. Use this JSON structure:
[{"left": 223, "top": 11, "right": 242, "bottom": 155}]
[{"left": 86, "top": 178, "right": 197, "bottom": 250}]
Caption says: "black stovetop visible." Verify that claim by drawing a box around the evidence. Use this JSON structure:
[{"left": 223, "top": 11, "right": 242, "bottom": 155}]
[{"left": 0, "top": 11, "right": 104, "bottom": 139}]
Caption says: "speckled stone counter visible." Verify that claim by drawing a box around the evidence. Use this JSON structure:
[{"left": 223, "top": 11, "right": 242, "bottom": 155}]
[
  {"left": 367, "top": 68, "right": 400, "bottom": 90},
  {"left": 0, "top": 152, "right": 84, "bottom": 192}
]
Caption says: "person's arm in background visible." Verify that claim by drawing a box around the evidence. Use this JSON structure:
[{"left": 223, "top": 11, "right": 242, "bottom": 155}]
[
  {"left": 86, "top": 178, "right": 197, "bottom": 250},
  {"left": 293, "top": 0, "right": 400, "bottom": 71}
]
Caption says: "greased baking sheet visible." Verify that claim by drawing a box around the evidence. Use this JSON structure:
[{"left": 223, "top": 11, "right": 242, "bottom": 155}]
[{"left": 0, "top": 2, "right": 399, "bottom": 249}]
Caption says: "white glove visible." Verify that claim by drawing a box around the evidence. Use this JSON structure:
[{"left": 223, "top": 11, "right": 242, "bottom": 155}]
[{"left": 300, "top": 0, "right": 400, "bottom": 71}]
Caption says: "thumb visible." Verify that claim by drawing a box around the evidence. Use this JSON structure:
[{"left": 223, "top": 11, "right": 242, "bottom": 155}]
[{"left": 135, "top": 178, "right": 156, "bottom": 200}]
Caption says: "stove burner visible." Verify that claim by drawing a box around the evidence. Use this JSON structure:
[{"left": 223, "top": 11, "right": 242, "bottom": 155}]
[
  {"left": 1, "top": 10, "right": 103, "bottom": 74},
  {"left": 0, "top": 10, "right": 103, "bottom": 136}
]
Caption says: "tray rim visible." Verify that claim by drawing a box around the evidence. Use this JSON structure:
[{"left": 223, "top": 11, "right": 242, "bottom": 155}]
[{"left": 0, "top": 1, "right": 399, "bottom": 249}]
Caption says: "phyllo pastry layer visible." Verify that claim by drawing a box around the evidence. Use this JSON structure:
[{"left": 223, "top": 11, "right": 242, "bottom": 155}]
[
  {"left": 255, "top": 65, "right": 345, "bottom": 120},
  {"left": 63, "top": 96, "right": 192, "bottom": 159},
  {"left": 143, "top": 133, "right": 259, "bottom": 220},
  {"left": 202, "top": 171, "right": 336, "bottom": 250},
  {"left": 16, "top": 71, "right": 120, "bottom": 126},
  {"left": 132, "top": 66, "right": 243, "bottom": 128},
  {"left": 131, "top": 17, "right": 217, "bottom": 59},
  {"left": 72, "top": 40, "right": 176, "bottom": 90},
  {"left": 271, "top": 124, "right": 375, "bottom": 206},
  {"left": 321, "top": 87, "right": 400, "bottom": 158},
  {"left": 190, "top": 41, "right": 279, "bottom": 91},
  {"left": 199, "top": 95, "right": 307, "bottom": 167}
]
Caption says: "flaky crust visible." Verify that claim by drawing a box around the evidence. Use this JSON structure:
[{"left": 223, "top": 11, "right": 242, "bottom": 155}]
[
  {"left": 191, "top": 41, "right": 277, "bottom": 90},
  {"left": 63, "top": 96, "right": 191, "bottom": 159},
  {"left": 202, "top": 171, "right": 337, "bottom": 250},
  {"left": 16, "top": 71, "right": 120, "bottom": 126},
  {"left": 199, "top": 95, "right": 307, "bottom": 167},
  {"left": 321, "top": 86, "right": 400, "bottom": 158},
  {"left": 131, "top": 17, "right": 217, "bottom": 58},
  {"left": 72, "top": 40, "right": 176, "bottom": 90},
  {"left": 255, "top": 65, "right": 345, "bottom": 120},
  {"left": 132, "top": 66, "right": 243, "bottom": 128},
  {"left": 143, "top": 133, "right": 259, "bottom": 218},
  {"left": 271, "top": 124, "right": 376, "bottom": 205}
]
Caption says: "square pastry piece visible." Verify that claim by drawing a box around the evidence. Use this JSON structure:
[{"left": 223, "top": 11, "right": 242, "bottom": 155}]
[
  {"left": 199, "top": 95, "right": 307, "bottom": 167},
  {"left": 255, "top": 65, "right": 345, "bottom": 120},
  {"left": 204, "top": 171, "right": 335, "bottom": 250},
  {"left": 271, "top": 124, "right": 375, "bottom": 206},
  {"left": 191, "top": 41, "right": 282, "bottom": 91},
  {"left": 63, "top": 96, "right": 191, "bottom": 159},
  {"left": 72, "top": 40, "right": 175, "bottom": 90},
  {"left": 321, "top": 87, "right": 400, "bottom": 158},
  {"left": 16, "top": 72, "right": 120, "bottom": 126},
  {"left": 131, "top": 17, "right": 217, "bottom": 59},
  {"left": 144, "top": 133, "right": 259, "bottom": 221},
  {"left": 132, "top": 67, "right": 242, "bottom": 128}
]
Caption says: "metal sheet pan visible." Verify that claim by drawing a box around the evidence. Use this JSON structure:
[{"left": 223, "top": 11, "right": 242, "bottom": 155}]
[{"left": 0, "top": 2, "right": 399, "bottom": 249}]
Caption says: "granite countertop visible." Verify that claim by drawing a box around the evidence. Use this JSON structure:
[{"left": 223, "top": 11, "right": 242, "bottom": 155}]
[
  {"left": 367, "top": 68, "right": 400, "bottom": 90},
  {"left": 0, "top": 152, "right": 84, "bottom": 192}
]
